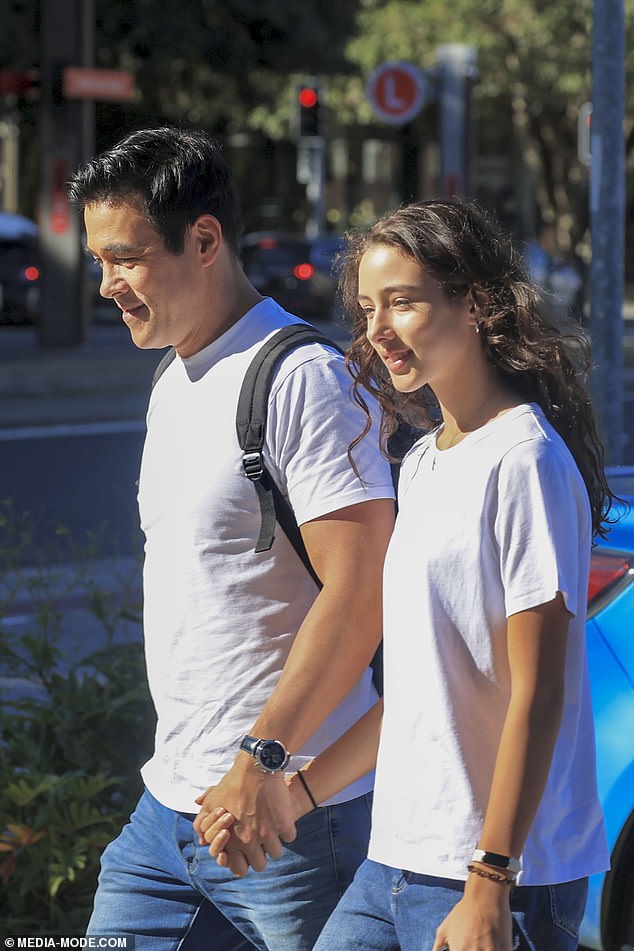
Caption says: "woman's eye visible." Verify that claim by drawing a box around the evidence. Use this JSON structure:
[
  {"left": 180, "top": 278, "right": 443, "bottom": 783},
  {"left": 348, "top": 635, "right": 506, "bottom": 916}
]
[{"left": 393, "top": 298, "right": 410, "bottom": 309}]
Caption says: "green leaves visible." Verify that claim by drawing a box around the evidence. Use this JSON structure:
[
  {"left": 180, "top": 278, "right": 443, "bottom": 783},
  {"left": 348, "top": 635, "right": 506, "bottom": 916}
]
[{"left": 0, "top": 507, "right": 155, "bottom": 932}]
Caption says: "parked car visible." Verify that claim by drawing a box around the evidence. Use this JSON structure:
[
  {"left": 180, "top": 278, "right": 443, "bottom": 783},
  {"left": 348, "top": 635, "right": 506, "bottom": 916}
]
[
  {"left": 581, "top": 465, "right": 634, "bottom": 950},
  {"left": 0, "top": 211, "right": 101, "bottom": 325},
  {"left": 241, "top": 232, "right": 344, "bottom": 321},
  {"left": 0, "top": 212, "right": 40, "bottom": 324}
]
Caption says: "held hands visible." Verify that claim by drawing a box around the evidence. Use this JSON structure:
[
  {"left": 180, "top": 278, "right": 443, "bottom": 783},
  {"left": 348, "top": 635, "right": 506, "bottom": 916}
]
[
  {"left": 192, "top": 755, "right": 298, "bottom": 878},
  {"left": 194, "top": 768, "right": 314, "bottom": 878}
]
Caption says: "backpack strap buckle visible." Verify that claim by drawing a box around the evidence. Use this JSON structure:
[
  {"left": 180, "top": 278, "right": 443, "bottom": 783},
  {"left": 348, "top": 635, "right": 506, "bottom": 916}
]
[{"left": 242, "top": 450, "right": 264, "bottom": 482}]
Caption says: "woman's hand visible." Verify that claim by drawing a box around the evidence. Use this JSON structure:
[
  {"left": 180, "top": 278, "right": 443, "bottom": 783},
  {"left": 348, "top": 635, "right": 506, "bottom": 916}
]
[
  {"left": 202, "top": 808, "right": 251, "bottom": 877},
  {"left": 431, "top": 875, "right": 513, "bottom": 951}
]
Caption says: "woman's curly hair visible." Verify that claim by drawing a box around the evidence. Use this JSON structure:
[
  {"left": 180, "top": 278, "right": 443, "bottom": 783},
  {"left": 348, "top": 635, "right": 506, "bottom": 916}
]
[{"left": 339, "top": 199, "right": 616, "bottom": 539}]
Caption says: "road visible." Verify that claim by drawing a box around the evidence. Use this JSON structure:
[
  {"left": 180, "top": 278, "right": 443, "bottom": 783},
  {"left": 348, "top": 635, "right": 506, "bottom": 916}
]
[
  {"left": 0, "top": 423, "right": 146, "bottom": 701},
  {"left": 1, "top": 320, "right": 633, "bottom": 563},
  {"left": 0, "top": 422, "right": 146, "bottom": 561}
]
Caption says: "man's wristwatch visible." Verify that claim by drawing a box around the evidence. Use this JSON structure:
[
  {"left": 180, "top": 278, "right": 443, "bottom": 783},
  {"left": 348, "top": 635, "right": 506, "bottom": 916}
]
[
  {"left": 239, "top": 734, "right": 291, "bottom": 773},
  {"left": 471, "top": 849, "right": 521, "bottom": 876}
]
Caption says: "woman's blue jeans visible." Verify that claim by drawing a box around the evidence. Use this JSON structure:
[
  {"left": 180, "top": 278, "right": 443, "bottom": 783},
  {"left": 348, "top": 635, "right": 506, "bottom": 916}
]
[
  {"left": 87, "top": 787, "right": 372, "bottom": 951},
  {"left": 313, "top": 858, "right": 588, "bottom": 951}
]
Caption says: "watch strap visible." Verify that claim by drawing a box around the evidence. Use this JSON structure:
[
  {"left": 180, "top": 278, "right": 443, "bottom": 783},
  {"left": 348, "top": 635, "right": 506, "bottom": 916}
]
[
  {"left": 472, "top": 849, "right": 521, "bottom": 875},
  {"left": 239, "top": 734, "right": 261, "bottom": 757}
]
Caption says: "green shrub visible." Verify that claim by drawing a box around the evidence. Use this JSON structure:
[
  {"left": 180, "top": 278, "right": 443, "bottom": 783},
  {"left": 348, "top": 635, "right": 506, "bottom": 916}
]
[{"left": 0, "top": 503, "right": 155, "bottom": 932}]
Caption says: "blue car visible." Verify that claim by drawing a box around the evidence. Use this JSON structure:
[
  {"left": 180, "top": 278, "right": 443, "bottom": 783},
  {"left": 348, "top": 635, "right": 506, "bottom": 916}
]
[{"left": 581, "top": 465, "right": 634, "bottom": 950}]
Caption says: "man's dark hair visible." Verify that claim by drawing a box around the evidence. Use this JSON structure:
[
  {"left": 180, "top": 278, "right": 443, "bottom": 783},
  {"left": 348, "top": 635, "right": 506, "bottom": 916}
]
[{"left": 67, "top": 127, "right": 243, "bottom": 256}]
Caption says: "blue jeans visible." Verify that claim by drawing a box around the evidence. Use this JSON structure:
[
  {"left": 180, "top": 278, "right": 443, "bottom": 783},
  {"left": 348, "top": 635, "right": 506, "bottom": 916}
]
[
  {"left": 87, "top": 787, "right": 372, "bottom": 951},
  {"left": 313, "top": 859, "right": 588, "bottom": 951}
]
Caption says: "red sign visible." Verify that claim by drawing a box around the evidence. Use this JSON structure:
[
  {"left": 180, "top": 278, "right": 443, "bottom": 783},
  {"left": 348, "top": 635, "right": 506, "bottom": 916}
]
[
  {"left": 62, "top": 67, "right": 135, "bottom": 103},
  {"left": 367, "top": 62, "right": 428, "bottom": 125},
  {"left": 0, "top": 68, "right": 39, "bottom": 97}
]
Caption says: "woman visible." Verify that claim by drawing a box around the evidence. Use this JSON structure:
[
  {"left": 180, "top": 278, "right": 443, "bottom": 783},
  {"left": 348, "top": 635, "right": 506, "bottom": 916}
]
[{"left": 202, "top": 200, "right": 614, "bottom": 951}]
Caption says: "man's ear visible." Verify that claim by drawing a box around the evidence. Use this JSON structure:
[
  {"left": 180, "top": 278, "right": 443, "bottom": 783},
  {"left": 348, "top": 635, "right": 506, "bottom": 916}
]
[{"left": 193, "top": 215, "right": 223, "bottom": 264}]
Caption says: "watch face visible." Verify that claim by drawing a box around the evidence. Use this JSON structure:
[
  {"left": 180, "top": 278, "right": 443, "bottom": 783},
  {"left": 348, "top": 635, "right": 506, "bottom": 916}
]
[{"left": 258, "top": 740, "right": 287, "bottom": 771}]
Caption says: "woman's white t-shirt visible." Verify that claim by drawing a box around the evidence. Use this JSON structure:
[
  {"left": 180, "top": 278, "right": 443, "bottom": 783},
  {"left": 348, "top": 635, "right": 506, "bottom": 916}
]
[{"left": 369, "top": 403, "right": 609, "bottom": 885}]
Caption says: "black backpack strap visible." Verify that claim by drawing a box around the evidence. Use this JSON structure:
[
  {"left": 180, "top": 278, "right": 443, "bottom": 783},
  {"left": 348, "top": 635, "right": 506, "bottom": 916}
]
[
  {"left": 236, "top": 324, "right": 343, "bottom": 567},
  {"left": 152, "top": 346, "right": 177, "bottom": 390}
]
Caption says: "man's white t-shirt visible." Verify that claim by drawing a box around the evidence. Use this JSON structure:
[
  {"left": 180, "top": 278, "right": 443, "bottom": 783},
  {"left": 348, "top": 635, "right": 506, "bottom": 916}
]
[
  {"left": 369, "top": 403, "right": 609, "bottom": 885},
  {"left": 138, "top": 298, "right": 395, "bottom": 812}
]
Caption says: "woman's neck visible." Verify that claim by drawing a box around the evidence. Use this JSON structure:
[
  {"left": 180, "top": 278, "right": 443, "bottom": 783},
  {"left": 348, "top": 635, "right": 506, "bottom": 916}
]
[{"left": 436, "top": 380, "right": 521, "bottom": 451}]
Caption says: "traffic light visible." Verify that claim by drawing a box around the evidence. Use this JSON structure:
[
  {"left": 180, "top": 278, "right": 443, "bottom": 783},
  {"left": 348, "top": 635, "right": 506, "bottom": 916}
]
[{"left": 297, "top": 82, "right": 322, "bottom": 138}]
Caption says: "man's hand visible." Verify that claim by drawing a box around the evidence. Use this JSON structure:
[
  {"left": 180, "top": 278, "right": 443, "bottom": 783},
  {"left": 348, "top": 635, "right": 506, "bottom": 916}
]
[
  {"left": 199, "top": 766, "right": 317, "bottom": 877},
  {"left": 193, "top": 754, "right": 297, "bottom": 873}
]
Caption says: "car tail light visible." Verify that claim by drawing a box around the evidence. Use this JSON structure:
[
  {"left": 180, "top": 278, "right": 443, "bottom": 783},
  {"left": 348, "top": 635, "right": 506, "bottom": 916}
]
[
  {"left": 588, "top": 550, "right": 633, "bottom": 608},
  {"left": 24, "top": 266, "right": 39, "bottom": 281},
  {"left": 293, "top": 263, "right": 314, "bottom": 280}
]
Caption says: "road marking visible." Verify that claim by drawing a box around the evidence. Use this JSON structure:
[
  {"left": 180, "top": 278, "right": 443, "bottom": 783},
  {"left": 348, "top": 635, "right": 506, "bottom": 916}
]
[{"left": 0, "top": 419, "right": 146, "bottom": 441}]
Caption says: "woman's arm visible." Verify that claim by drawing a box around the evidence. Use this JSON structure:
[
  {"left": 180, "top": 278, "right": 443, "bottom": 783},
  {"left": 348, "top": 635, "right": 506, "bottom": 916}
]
[
  {"left": 432, "top": 594, "right": 570, "bottom": 951},
  {"left": 201, "top": 699, "right": 383, "bottom": 877},
  {"left": 288, "top": 697, "right": 384, "bottom": 818}
]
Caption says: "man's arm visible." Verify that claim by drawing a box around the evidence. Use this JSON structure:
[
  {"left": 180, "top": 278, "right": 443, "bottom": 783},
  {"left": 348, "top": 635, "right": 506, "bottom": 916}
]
[
  {"left": 202, "top": 699, "right": 384, "bottom": 877},
  {"left": 193, "top": 497, "right": 394, "bottom": 859}
]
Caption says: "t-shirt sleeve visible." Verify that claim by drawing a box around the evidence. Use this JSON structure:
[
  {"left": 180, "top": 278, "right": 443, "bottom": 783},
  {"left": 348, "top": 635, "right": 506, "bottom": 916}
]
[
  {"left": 494, "top": 439, "right": 592, "bottom": 619},
  {"left": 264, "top": 348, "right": 395, "bottom": 525}
]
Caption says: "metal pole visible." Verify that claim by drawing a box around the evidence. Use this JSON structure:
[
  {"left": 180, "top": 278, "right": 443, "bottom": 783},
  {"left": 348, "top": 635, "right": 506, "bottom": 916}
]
[
  {"left": 38, "top": 0, "right": 94, "bottom": 347},
  {"left": 437, "top": 44, "right": 477, "bottom": 198},
  {"left": 588, "top": 0, "right": 625, "bottom": 464},
  {"left": 304, "top": 140, "right": 326, "bottom": 239}
]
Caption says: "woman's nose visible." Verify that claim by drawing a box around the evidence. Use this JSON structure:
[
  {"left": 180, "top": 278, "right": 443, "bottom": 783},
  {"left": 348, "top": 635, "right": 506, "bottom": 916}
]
[{"left": 366, "top": 306, "right": 393, "bottom": 347}]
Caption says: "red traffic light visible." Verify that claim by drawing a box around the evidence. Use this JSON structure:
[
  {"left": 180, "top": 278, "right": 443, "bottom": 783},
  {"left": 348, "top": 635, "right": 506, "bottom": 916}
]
[
  {"left": 296, "top": 82, "right": 322, "bottom": 138},
  {"left": 298, "top": 87, "right": 318, "bottom": 109}
]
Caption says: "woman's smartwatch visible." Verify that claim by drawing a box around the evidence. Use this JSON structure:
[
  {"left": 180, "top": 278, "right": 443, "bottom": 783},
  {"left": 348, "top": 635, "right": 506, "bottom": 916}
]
[
  {"left": 239, "top": 734, "right": 291, "bottom": 773},
  {"left": 472, "top": 849, "right": 521, "bottom": 875}
]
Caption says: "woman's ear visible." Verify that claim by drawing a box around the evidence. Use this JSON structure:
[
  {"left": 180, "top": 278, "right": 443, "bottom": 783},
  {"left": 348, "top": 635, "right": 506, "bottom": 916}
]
[{"left": 468, "top": 284, "right": 489, "bottom": 322}]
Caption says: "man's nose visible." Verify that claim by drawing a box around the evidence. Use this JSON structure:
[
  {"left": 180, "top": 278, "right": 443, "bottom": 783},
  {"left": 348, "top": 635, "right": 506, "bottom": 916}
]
[{"left": 99, "top": 264, "right": 127, "bottom": 300}]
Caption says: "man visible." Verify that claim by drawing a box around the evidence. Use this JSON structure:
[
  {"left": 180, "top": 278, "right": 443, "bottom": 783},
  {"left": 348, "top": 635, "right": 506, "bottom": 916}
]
[{"left": 68, "top": 127, "right": 394, "bottom": 950}]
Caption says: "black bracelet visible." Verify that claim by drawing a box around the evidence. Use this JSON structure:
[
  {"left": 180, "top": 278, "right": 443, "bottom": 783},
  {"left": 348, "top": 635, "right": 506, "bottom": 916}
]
[{"left": 296, "top": 769, "right": 318, "bottom": 811}]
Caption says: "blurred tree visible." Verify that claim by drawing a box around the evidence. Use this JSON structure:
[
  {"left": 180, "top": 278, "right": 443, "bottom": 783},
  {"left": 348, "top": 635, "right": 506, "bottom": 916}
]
[
  {"left": 0, "top": 0, "right": 39, "bottom": 66},
  {"left": 0, "top": 0, "right": 39, "bottom": 214},
  {"left": 339, "top": 0, "right": 634, "bottom": 249},
  {"left": 95, "top": 0, "right": 361, "bottom": 136},
  {"left": 2, "top": 0, "right": 633, "bottom": 250}
]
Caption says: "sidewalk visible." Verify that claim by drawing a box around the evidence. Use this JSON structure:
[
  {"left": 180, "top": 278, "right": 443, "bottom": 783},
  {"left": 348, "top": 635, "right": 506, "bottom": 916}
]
[
  {"left": 0, "top": 314, "right": 160, "bottom": 430},
  {"left": 0, "top": 304, "right": 632, "bottom": 432},
  {"left": 0, "top": 307, "right": 355, "bottom": 432}
]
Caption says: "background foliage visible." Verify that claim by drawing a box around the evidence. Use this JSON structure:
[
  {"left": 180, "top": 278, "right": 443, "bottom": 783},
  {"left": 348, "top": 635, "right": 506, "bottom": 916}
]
[
  {"left": 0, "top": 504, "right": 154, "bottom": 932},
  {"left": 2, "top": 0, "right": 633, "bottom": 253}
]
